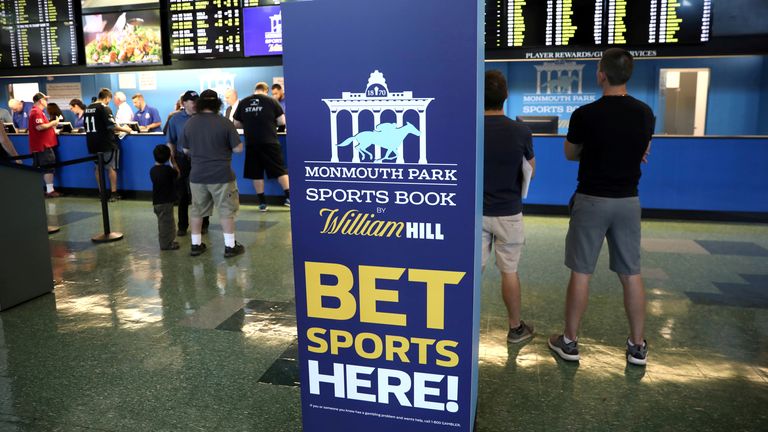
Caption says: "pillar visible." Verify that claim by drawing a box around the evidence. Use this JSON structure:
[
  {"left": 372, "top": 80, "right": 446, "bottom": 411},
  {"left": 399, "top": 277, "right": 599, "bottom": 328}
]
[
  {"left": 418, "top": 109, "right": 427, "bottom": 164},
  {"left": 351, "top": 110, "right": 360, "bottom": 163},
  {"left": 330, "top": 110, "right": 339, "bottom": 162},
  {"left": 536, "top": 69, "right": 541, "bottom": 95},
  {"left": 373, "top": 110, "right": 382, "bottom": 161},
  {"left": 396, "top": 111, "right": 405, "bottom": 164}
]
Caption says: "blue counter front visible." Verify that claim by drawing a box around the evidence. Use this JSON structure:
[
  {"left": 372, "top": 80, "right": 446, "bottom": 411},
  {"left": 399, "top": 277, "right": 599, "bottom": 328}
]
[
  {"left": 8, "top": 133, "right": 289, "bottom": 199},
  {"left": 8, "top": 133, "right": 768, "bottom": 214}
]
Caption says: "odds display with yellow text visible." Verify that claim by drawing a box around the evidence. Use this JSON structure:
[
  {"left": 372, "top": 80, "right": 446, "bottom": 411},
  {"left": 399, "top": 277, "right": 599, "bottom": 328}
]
[{"left": 282, "top": 0, "right": 483, "bottom": 430}]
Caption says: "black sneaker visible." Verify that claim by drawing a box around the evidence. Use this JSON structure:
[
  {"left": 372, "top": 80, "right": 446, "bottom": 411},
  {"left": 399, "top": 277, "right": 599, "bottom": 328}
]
[
  {"left": 507, "top": 321, "right": 534, "bottom": 343},
  {"left": 177, "top": 229, "right": 187, "bottom": 237},
  {"left": 190, "top": 242, "right": 207, "bottom": 257},
  {"left": 224, "top": 242, "right": 245, "bottom": 258},
  {"left": 548, "top": 334, "right": 580, "bottom": 361},
  {"left": 626, "top": 339, "right": 648, "bottom": 366},
  {"left": 108, "top": 193, "right": 121, "bottom": 203},
  {"left": 161, "top": 241, "right": 180, "bottom": 251}
]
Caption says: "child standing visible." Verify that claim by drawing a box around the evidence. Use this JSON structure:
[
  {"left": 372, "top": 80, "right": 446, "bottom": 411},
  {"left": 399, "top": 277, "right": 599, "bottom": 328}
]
[{"left": 150, "top": 145, "right": 180, "bottom": 250}]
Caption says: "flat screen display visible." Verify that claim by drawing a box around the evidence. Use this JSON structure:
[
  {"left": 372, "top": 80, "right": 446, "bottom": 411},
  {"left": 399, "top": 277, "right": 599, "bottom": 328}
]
[
  {"left": 485, "top": 0, "right": 713, "bottom": 49},
  {"left": 170, "top": 0, "right": 242, "bottom": 58},
  {"left": 0, "top": 0, "right": 78, "bottom": 67},
  {"left": 83, "top": 9, "right": 163, "bottom": 66},
  {"left": 243, "top": 5, "right": 282, "bottom": 57}
]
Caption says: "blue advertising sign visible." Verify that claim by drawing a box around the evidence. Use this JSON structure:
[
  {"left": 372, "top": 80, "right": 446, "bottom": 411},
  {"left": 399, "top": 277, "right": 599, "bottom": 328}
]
[
  {"left": 244, "top": 5, "right": 283, "bottom": 57},
  {"left": 282, "top": 0, "right": 483, "bottom": 430}
]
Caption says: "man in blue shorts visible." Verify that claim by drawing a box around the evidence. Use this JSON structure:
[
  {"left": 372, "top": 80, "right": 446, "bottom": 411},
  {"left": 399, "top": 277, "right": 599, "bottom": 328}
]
[{"left": 548, "top": 48, "right": 655, "bottom": 366}]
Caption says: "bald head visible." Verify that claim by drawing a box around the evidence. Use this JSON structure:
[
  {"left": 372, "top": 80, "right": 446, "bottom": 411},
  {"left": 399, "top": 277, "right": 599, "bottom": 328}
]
[{"left": 224, "top": 88, "right": 238, "bottom": 105}]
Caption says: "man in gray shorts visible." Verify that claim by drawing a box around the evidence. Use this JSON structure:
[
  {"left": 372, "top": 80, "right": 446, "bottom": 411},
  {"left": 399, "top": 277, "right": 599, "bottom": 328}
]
[
  {"left": 548, "top": 48, "right": 655, "bottom": 366},
  {"left": 181, "top": 89, "right": 245, "bottom": 258},
  {"left": 483, "top": 70, "right": 536, "bottom": 344}
]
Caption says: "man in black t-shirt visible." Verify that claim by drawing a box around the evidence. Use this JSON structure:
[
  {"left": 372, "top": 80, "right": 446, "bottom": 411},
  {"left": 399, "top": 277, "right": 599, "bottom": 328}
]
[
  {"left": 233, "top": 82, "right": 289, "bottom": 212},
  {"left": 84, "top": 88, "right": 133, "bottom": 202},
  {"left": 548, "top": 48, "right": 655, "bottom": 367},
  {"left": 483, "top": 70, "right": 537, "bottom": 344}
]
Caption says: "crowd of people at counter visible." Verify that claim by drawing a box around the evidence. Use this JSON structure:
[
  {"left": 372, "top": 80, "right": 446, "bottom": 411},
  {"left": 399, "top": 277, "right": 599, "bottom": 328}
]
[{"left": 0, "top": 82, "right": 290, "bottom": 258}]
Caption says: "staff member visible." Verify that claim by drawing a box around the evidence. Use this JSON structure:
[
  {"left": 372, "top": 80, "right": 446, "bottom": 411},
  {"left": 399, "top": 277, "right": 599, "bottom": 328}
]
[
  {"left": 69, "top": 99, "right": 87, "bottom": 129},
  {"left": 28, "top": 93, "right": 60, "bottom": 197},
  {"left": 84, "top": 88, "right": 133, "bottom": 202},
  {"left": 131, "top": 93, "right": 162, "bottom": 132},
  {"left": 234, "top": 82, "right": 289, "bottom": 211},
  {"left": 8, "top": 99, "right": 33, "bottom": 131}
]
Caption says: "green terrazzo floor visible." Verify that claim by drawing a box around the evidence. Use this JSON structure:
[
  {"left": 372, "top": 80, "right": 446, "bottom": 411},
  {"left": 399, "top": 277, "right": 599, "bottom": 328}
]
[{"left": 1, "top": 197, "right": 766, "bottom": 431}]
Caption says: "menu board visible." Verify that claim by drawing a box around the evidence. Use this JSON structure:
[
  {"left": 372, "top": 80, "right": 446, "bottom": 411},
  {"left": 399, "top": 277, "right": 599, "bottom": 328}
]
[
  {"left": 0, "top": 0, "right": 78, "bottom": 67},
  {"left": 485, "top": 0, "right": 713, "bottom": 49},
  {"left": 170, "top": 0, "right": 242, "bottom": 58}
]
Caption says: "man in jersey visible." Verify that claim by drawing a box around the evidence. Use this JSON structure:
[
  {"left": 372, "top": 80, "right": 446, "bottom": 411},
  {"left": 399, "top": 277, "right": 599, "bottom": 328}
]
[
  {"left": 180, "top": 89, "right": 245, "bottom": 258},
  {"left": 233, "top": 82, "right": 289, "bottom": 211},
  {"left": 166, "top": 90, "right": 209, "bottom": 236},
  {"left": 84, "top": 88, "right": 133, "bottom": 202},
  {"left": 131, "top": 93, "right": 162, "bottom": 132},
  {"left": 28, "top": 93, "right": 61, "bottom": 197}
]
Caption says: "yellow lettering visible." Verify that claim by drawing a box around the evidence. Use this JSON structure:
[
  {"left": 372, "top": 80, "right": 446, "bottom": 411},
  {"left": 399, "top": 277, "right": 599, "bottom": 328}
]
[
  {"left": 305, "top": 261, "right": 356, "bottom": 320},
  {"left": 306, "top": 327, "right": 328, "bottom": 354},
  {"left": 385, "top": 335, "right": 411, "bottom": 363},
  {"left": 355, "top": 332, "right": 384, "bottom": 359},
  {"left": 435, "top": 340, "right": 460, "bottom": 367},
  {"left": 408, "top": 269, "right": 466, "bottom": 330},
  {"left": 329, "top": 329, "right": 353, "bottom": 355},
  {"left": 411, "top": 337, "right": 436, "bottom": 365},
  {"left": 359, "top": 265, "right": 407, "bottom": 326}
]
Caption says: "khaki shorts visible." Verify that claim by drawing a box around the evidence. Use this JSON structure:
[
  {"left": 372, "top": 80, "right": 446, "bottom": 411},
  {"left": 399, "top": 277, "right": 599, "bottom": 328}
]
[
  {"left": 190, "top": 181, "right": 240, "bottom": 219},
  {"left": 482, "top": 213, "right": 525, "bottom": 273}
]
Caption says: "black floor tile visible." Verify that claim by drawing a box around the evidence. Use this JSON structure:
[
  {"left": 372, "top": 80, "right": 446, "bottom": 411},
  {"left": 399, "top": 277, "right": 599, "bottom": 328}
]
[{"left": 695, "top": 240, "right": 768, "bottom": 257}]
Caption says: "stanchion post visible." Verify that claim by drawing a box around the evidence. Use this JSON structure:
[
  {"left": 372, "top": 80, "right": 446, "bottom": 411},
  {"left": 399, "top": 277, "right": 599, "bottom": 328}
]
[{"left": 92, "top": 152, "right": 123, "bottom": 243}]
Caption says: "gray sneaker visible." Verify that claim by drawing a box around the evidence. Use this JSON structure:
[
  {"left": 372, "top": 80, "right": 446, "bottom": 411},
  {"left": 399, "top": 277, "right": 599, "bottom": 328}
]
[
  {"left": 626, "top": 339, "right": 648, "bottom": 366},
  {"left": 548, "top": 334, "right": 580, "bottom": 361},
  {"left": 507, "top": 321, "right": 534, "bottom": 343}
]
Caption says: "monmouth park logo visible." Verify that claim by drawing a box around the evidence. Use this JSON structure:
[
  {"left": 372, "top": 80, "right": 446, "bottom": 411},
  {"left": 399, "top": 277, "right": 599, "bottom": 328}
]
[
  {"left": 535, "top": 61, "right": 585, "bottom": 94},
  {"left": 265, "top": 11, "right": 283, "bottom": 53},
  {"left": 323, "top": 71, "right": 434, "bottom": 164}
]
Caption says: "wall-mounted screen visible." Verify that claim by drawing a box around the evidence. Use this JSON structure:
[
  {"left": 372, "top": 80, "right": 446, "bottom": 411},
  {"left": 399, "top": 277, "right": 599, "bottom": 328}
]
[
  {"left": 83, "top": 9, "right": 163, "bottom": 66},
  {"left": 486, "top": 0, "right": 713, "bottom": 49},
  {"left": 0, "top": 0, "right": 79, "bottom": 67},
  {"left": 169, "top": 0, "right": 242, "bottom": 59},
  {"left": 243, "top": 5, "right": 282, "bottom": 57}
]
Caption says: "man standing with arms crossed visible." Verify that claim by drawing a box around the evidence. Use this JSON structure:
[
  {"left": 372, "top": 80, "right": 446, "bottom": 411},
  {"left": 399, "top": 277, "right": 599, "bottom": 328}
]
[
  {"left": 234, "top": 82, "right": 288, "bottom": 211},
  {"left": 548, "top": 48, "right": 654, "bottom": 366},
  {"left": 84, "top": 88, "right": 133, "bottom": 201},
  {"left": 483, "top": 71, "right": 536, "bottom": 343},
  {"left": 166, "top": 90, "right": 209, "bottom": 236}
]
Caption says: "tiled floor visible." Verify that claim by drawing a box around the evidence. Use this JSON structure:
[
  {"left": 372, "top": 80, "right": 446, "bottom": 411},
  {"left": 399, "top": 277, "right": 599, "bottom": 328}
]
[{"left": 1, "top": 198, "right": 766, "bottom": 431}]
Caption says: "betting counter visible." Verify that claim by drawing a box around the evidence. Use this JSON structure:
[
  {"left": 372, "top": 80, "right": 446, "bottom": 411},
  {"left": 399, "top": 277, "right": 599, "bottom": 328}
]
[
  {"left": 7, "top": 133, "right": 768, "bottom": 217},
  {"left": 7, "top": 132, "right": 289, "bottom": 200}
]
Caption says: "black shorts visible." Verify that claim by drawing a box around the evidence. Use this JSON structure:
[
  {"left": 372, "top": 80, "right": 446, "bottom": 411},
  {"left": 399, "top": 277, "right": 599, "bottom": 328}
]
[
  {"left": 93, "top": 149, "right": 120, "bottom": 171},
  {"left": 244, "top": 142, "right": 287, "bottom": 180},
  {"left": 33, "top": 148, "right": 56, "bottom": 174}
]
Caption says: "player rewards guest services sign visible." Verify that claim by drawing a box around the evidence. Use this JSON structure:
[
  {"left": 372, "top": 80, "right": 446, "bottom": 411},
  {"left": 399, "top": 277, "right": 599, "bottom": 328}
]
[{"left": 282, "top": 0, "right": 483, "bottom": 430}]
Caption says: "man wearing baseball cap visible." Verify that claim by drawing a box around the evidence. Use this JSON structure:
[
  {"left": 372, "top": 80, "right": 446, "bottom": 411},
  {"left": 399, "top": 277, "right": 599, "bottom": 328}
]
[
  {"left": 29, "top": 93, "right": 61, "bottom": 197},
  {"left": 166, "top": 90, "right": 209, "bottom": 236},
  {"left": 179, "top": 89, "right": 245, "bottom": 258}
]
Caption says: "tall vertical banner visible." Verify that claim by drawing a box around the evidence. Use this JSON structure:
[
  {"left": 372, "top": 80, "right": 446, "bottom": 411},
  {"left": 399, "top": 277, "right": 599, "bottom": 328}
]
[{"left": 282, "top": 0, "right": 483, "bottom": 430}]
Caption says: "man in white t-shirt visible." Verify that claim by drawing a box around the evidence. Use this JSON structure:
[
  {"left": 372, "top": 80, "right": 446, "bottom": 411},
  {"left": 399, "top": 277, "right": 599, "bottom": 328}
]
[{"left": 114, "top": 91, "right": 134, "bottom": 124}]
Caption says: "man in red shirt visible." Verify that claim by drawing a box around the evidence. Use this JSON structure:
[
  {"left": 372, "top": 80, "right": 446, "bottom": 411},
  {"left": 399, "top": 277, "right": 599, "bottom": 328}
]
[{"left": 28, "top": 93, "right": 61, "bottom": 197}]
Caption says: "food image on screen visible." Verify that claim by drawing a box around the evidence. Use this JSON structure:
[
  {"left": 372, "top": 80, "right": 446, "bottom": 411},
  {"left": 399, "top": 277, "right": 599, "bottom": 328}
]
[{"left": 83, "top": 9, "right": 163, "bottom": 66}]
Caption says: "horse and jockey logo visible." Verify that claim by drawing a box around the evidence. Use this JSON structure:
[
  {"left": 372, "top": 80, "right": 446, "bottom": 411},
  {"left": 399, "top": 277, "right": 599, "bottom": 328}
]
[{"left": 323, "top": 71, "right": 434, "bottom": 164}]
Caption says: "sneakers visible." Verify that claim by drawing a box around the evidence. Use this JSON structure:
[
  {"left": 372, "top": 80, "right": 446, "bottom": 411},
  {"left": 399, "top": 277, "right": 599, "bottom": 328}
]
[
  {"left": 284, "top": 198, "right": 290, "bottom": 207},
  {"left": 177, "top": 229, "right": 187, "bottom": 237},
  {"left": 258, "top": 203, "right": 268, "bottom": 212},
  {"left": 507, "top": 321, "right": 534, "bottom": 343},
  {"left": 190, "top": 242, "right": 207, "bottom": 257},
  {"left": 45, "top": 191, "right": 62, "bottom": 198},
  {"left": 161, "top": 241, "right": 180, "bottom": 251},
  {"left": 626, "top": 339, "right": 648, "bottom": 366},
  {"left": 224, "top": 242, "right": 245, "bottom": 258},
  {"left": 108, "top": 193, "right": 121, "bottom": 203},
  {"left": 548, "top": 335, "right": 580, "bottom": 362}
]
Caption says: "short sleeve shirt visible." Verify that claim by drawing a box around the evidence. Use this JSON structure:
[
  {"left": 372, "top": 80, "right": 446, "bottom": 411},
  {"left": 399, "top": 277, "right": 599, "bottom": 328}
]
[
  {"left": 28, "top": 106, "right": 57, "bottom": 153},
  {"left": 134, "top": 105, "right": 162, "bottom": 132},
  {"left": 166, "top": 110, "right": 192, "bottom": 154},
  {"left": 233, "top": 94, "right": 284, "bottom": 146},
  {"left": 84, "top": 102, "right": 119, "bottom": 154},
  {"left": 483, "top": 115, "right": 534, "bottom": 216},
  {"left": 12, "top": 102, "right": 33, "bottom": 130},
  {"left": 567, "top": 96, "right": 655, "bottom": 198},
  {"left": 180, "top": 112, "right": 241, "bottom": 184},
  {"left": 150, "top": 165, "right": 178, "bottom": 205}
]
